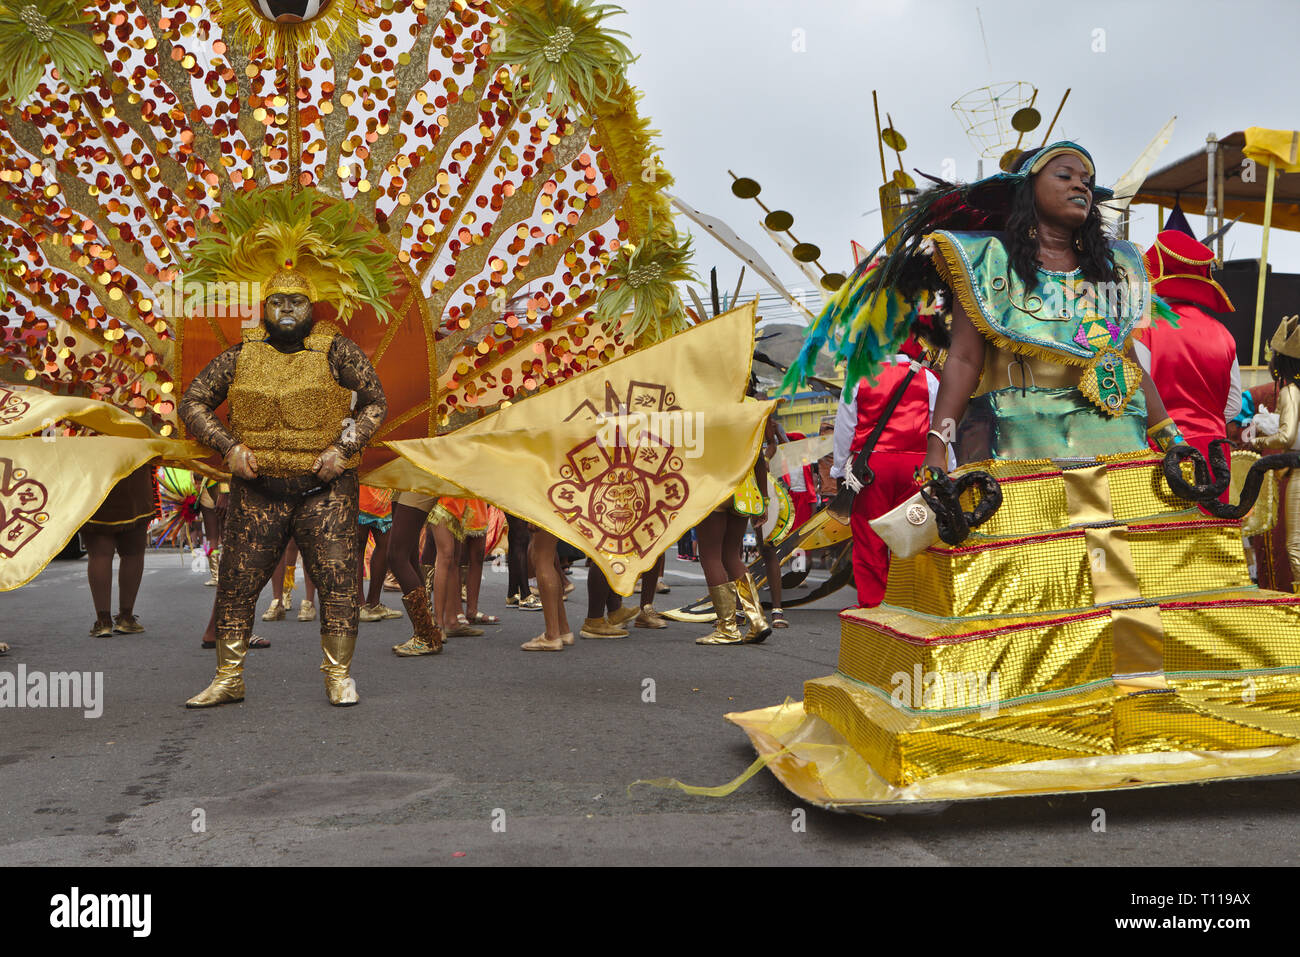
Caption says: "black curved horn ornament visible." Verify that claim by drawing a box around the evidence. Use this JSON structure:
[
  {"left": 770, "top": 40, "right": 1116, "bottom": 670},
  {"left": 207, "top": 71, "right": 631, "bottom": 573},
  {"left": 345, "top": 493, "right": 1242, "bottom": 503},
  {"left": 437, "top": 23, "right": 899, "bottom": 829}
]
[
  {"left": 919, "top": 467, "right": 1004, "bottom": 546},
  {"left": 1162, "top": 440, "right": 1300, "bottom": 519}
]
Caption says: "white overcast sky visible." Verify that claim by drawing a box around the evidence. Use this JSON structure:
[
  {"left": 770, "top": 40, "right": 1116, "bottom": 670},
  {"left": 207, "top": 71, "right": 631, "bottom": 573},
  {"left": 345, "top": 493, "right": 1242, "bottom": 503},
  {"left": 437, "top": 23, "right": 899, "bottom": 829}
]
[{"left": 613, "top": 0, "right": 1300, "bottom": 319}]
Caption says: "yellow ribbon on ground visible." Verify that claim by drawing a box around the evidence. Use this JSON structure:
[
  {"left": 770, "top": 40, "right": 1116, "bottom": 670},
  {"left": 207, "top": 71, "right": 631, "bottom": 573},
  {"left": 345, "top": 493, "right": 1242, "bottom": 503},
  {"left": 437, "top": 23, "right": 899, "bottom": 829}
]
[
  {"left": 0, "top": 383, "right": 159, "bottom": 439},
  {"left": 0, "top": 434, "right": 206, "bottom": 590},
  {"left": 386, "top": 302, "right": 776, "bottom": 594}
]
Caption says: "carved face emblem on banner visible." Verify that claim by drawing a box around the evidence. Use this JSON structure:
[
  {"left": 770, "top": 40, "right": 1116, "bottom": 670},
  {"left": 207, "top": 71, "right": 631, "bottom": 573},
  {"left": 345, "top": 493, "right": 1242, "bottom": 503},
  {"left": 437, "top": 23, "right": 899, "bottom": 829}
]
[
  {"left": 589, "top": 466, "right": 649, "bottom": 538},
  {"left": 548, "top": 381, "right": 689, "bottom": 574}
]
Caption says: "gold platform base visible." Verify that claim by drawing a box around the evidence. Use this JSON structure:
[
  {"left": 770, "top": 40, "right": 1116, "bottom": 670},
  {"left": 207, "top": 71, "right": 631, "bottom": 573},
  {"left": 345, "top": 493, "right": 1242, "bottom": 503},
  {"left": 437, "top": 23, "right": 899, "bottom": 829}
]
[{"left": 726, "top": 700, "right": 1300, "bottom": 815}]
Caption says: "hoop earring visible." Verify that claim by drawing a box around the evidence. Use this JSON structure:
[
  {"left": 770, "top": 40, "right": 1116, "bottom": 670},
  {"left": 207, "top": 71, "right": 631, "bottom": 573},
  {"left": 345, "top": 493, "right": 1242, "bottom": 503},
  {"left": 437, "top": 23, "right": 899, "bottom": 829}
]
[{"left": 1073, "top": 235, "right": 1083, "bottom": 251}]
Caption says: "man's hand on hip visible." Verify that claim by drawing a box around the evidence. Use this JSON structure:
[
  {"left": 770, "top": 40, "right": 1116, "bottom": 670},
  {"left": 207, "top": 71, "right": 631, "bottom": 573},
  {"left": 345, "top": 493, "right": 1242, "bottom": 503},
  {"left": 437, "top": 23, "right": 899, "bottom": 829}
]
[
  {"left": 225, "top": 444, "right": 258, "bottom": 481},
  {"left": 312, "top": 445, "right": 347, "bottom": 482}
]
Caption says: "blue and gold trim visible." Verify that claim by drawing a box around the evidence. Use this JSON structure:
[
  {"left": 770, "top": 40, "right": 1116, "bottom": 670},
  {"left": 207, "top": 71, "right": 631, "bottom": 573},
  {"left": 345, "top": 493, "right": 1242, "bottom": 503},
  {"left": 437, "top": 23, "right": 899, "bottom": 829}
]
[{"left": 930, "top": 231, "right": 1150, "bottom": 416}]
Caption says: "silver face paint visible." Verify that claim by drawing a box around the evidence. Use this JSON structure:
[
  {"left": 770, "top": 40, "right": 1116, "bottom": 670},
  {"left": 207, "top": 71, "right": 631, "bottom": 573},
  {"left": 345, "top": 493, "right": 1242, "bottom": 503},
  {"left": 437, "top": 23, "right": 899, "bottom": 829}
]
[{"left": 263, "top": 292, "right": 314, "bottom": 343}]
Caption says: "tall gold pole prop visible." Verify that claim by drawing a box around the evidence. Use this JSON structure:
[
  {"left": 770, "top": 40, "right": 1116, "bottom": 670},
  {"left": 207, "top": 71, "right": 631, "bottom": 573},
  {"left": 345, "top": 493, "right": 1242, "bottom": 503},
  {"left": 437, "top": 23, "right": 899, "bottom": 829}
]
[
  {"left": 872, "top": 90, "right": 888, "bottom": 184},
  {"left": 1039, "top": 88, "right": 1071, "bottom": 145},
  {"left": 288, "top": 54, "right": 302, "bottom": 192},
  {"left": 1252, "top": 157, "right": 1278, "bottom": 366}
]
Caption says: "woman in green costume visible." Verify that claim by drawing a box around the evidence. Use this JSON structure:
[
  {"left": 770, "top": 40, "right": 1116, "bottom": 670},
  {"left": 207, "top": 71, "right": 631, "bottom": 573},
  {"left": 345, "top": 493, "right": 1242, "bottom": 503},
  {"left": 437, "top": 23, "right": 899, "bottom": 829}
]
[{"left": 921, "top": 144, "right": 1182, "bottom": 469}]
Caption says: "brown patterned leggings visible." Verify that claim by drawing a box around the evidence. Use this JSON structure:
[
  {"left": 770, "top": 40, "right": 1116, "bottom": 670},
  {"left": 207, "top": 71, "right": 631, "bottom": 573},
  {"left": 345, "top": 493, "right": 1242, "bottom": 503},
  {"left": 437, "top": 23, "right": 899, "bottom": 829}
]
[{"left": 216, "top": 472, "right": 360, "bottom": 649}]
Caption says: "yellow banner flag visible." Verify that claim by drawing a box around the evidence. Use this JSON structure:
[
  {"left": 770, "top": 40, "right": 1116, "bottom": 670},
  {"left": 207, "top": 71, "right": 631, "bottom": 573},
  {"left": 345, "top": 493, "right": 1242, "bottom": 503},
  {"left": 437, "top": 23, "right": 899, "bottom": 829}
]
[
  {"left": 385, "top": 302, "right": 776, "bottom": 594},
  {"left": 0, "top": 383, "right": 161, "bottom": 439},
  {"left": 0, "top": 434, "right": 206, "bottom": 590},
  {"left": 1243, "top": 127, "right": 1300, "bottom": 173}
]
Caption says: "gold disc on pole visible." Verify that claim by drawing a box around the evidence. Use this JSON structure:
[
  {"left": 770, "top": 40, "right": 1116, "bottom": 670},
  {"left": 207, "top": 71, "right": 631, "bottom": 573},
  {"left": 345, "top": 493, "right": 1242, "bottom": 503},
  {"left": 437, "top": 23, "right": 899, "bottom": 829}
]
[
  {"left": 892, "top": 169, "right": 916, "bottom": 190},
  {"left": 881, "top": 128, "right": 907, "bottom": 151},
  {"left": 1011, "top": 107, "right": 1041, "bottom": 133},
  {"left": 764, "top": 210, "right": 794, "bottom": 231}
]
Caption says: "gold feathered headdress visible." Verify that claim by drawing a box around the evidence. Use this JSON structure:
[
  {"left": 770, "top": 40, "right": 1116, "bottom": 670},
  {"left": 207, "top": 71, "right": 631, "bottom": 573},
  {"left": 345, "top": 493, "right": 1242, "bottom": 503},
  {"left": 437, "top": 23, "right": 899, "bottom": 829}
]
[
  {"left": 1272, "top": 314, "right": 1300, "bottom": 361},
  {"left": 185, "top": 186, "right": 395, "bottom": 324}
]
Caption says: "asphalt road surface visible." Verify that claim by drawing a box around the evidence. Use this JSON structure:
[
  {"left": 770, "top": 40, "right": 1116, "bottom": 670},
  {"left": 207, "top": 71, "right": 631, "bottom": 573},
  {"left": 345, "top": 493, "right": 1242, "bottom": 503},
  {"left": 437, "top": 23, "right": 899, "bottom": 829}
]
[{"left": 2, "top": 550, "right": 1299, "bottom": 866}]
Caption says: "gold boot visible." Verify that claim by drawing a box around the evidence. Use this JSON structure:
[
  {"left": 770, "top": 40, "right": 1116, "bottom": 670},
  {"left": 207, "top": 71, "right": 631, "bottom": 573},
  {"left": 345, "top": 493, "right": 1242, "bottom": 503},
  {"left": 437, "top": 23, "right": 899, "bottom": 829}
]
[
  {"left": 321, "top": 629, "right": 359, "bottom": 706},
  {"left": 421, "top": 563, "right": 435, "bottom": 594},
  {"left": 735, "top": 574, "right": 772, "bottom": 644},
  {"left": 696, "top": 584, "right": 744, "bottom": 645},
  {"left": 393, "top": 587, "right": 443, "bottom": 656},
  {"left": 185, "top": 632, "right": 248, "bottom": 708}
]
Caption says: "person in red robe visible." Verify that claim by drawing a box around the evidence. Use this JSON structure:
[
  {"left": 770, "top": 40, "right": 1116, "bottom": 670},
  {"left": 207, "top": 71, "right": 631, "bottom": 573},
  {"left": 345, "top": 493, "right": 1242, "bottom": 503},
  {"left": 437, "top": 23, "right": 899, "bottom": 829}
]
[
  {"left": 1133, "top": 230, "right": 1241, "bottom": 477},
  {"left": 831, "top": 337, "right": 943, "bottom": 607}
]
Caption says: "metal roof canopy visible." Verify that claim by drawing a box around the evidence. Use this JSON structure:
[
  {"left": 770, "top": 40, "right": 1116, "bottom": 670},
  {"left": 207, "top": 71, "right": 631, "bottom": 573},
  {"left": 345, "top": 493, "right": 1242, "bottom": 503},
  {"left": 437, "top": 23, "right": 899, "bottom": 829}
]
[{"left": 1131, "top": 131, "right": 1300, "bottom": 231}]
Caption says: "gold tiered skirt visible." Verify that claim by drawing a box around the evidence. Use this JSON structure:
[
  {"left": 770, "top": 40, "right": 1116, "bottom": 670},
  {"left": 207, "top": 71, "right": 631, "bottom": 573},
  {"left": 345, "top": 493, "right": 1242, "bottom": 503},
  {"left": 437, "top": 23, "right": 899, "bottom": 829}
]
[{"left": 729, "top": 450, "right": 1300, "bottom": 809}]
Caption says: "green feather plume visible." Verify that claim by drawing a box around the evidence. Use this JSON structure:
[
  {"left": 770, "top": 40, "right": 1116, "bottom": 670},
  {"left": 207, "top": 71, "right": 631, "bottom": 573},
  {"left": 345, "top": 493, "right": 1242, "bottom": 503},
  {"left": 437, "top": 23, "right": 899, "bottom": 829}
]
[
  {"left": 490, "top": 0, "right": 637, "bottom": 115},
  {"left": 0, "top": 0, "right": 107, "bottom": 102},
  {"left": 593, "top": 230, "right": 696, "bottom": 342}
]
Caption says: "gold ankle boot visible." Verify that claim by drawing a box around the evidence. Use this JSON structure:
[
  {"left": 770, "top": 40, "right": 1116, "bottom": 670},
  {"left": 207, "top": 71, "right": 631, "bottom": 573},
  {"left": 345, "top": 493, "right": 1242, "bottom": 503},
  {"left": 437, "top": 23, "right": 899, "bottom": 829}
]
[
  {"left": 185, "top": 633, "right": 248, "bottom": 708},
  {"left": 696, "top": 584, "right": 744, "bottom": 645},
  {"left": 735, "top": 573, "right": 772, "bottom": 644},
  {"left": 393, "top": 587, "right": 443, "bottom": 656},
  {"left": 321, "top": 629, "right": 359, "bottom": 706}
]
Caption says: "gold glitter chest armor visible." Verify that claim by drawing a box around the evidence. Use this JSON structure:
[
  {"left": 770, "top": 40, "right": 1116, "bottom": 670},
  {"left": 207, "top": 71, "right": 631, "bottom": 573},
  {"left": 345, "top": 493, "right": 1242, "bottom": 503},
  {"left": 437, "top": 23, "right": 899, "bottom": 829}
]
[{"left": 228, "top": 323, "right": 359, "bottom": 477}]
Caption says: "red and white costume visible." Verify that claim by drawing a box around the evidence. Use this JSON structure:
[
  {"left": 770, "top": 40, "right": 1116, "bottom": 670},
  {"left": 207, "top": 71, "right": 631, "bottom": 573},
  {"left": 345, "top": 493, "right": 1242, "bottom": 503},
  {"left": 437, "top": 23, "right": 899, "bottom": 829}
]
[
  {"left": 1133, "top": 308, "right": 1240, "bottom": 459},
  {"left": 831, "top": 354, "right": 941, "bottom": 607},
  {"left": 782, "top": 430, "right": 818, "bottom": 529},
  {"left": 1133, "top": 231, "right": 1241, "bottom": 502}
]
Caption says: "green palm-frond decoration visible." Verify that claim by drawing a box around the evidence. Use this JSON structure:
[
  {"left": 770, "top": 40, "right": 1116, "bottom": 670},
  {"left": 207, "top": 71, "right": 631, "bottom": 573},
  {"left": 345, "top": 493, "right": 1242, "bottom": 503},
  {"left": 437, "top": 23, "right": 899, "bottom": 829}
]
[
  {"left": 0, "top": 244, "right": 16, "bottom": 297},
  {"left": 0, "top": 0, "right": 108, "bottom": 102},
  {"left": 593, "top": 230, "right": 696, "bottom": 342},
  {"left": 185, "top": 186, "right": 397, "bottom": 325},
  {"left": 490, "top": 0, "right": 636, "bottom": 115}
]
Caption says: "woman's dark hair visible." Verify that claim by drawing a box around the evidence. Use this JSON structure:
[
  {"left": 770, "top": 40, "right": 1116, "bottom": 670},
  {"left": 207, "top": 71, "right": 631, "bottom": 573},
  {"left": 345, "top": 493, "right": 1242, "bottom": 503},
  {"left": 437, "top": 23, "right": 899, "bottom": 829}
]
[
  {"left": 1003, "top": 175, "right": 1117, "bottom": 288},
  {"left": 1269, "top": 351, "right": 1300, "bottom": 388}
]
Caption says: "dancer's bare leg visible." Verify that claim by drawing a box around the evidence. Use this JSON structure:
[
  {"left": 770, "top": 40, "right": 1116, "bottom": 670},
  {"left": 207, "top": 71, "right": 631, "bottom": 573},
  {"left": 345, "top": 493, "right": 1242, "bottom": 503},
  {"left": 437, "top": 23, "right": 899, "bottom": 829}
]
[
  {"left": 201, "top": 505, "right": 222, "bottom": 553},
  {"left": 115, "top": 522, "right": 147, "bottom": 618},
  {"left": 386, "top": 503, "right": 426, "bottom": 594},
  {"left": 722, "top": 512, "right": 750, "bottom": 582},
  {"left": 464, "top": 534, "right": 485, "bottom": 619},
  {"left": 432, "top": 524, "right": 460, "bottom": 631},
  {"left": 83, "top": 527, "right": 116, "bottom": 630},
  {"left": 697, "top": 510, "right": 729, "bottom": 588},
  {"left": 522, "top": 529, "right": 570, "bottom": 649},
  {"left": 270, "top": 546, "right": 290, "bottom": 604},
  {"left": 640, "top": 553, "right": 666, "bottom": 607}
]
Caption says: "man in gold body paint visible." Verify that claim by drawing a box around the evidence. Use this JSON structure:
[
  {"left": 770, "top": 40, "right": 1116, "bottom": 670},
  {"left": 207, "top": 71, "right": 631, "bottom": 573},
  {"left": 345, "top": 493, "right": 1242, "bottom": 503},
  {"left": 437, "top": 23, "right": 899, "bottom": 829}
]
[{"left": 179, "top": 269, "right": 387, "bottom": 707}]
